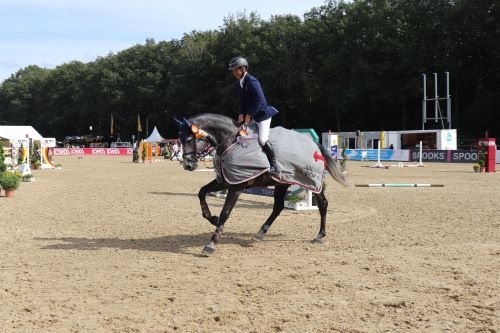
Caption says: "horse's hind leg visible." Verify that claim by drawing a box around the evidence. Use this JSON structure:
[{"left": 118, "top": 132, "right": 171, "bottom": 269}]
[
  {"left": 198, "top": 179, "right": 227, "bottom": 227},
  {"left": 255, "top": 184, "right": 290, "bottom": 241},
  {"left": 312, "top": 190, "right": 328, "bottom": 243}
]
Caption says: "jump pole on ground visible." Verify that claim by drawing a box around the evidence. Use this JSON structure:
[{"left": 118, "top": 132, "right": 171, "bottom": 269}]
[{"left": 355, "top": 184, "right": 444, "bottom": 187}]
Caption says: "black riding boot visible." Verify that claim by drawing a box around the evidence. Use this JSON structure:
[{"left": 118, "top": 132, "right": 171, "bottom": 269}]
[{"left": 262, "top": 141, "right": 279, "bottom": 173}]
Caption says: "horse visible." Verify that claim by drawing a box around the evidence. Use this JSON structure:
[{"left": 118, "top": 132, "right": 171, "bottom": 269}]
[{"left": 177, "top": 113, "right": 348, "bottom": 256}]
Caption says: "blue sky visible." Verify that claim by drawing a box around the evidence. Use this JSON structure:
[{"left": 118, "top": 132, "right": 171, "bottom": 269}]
[{"left": 0, "top": 0, "right": 326, "bottom": 83}]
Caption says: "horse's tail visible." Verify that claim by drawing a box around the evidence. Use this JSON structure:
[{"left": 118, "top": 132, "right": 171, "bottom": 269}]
[{"left": 318, "top": 144, "right": 349, "bottom": 187}]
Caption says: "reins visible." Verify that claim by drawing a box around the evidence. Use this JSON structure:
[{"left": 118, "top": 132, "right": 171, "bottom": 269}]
[
  {"left": 179, "top": 115, "right": 249, "bottom": 161},
  {"left": 183, "top": 123, "right": 246, "bottom": 160}
]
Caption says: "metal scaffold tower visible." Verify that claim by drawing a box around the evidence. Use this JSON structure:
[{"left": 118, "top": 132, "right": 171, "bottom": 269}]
[{"left": 422, "top": 72, "right": 451, "bottom": 130}]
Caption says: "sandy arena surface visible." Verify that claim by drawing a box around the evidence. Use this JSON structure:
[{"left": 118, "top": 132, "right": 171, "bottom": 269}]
[{"left": 0, "top": 156, "right": 498, "bottom": 332}]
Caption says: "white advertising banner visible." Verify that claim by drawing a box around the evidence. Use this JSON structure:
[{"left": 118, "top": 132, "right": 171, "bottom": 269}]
[
  {"left": 10, "top": 138, "right": 29, "bottom": 148},
  {"left": 41, "top": 138, "right": 56, "bottom": 147}
]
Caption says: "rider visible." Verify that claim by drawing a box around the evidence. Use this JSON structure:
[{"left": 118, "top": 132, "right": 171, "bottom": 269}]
[{"left": 228, "top": 56, "right": 279, "bottom": 173}]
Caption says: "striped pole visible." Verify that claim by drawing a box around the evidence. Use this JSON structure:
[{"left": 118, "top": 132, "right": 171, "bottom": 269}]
[{"left": 355, "top": 184, "right": 444, "bottom": 187}]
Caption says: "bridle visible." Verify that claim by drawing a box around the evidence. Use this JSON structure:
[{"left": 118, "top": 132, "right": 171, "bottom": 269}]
[
  {"left": 178, "top": 117, "right": 248, "bottom": 162},
  {"left": 181, "top": 124, "right": 217, "bottom": 161}
]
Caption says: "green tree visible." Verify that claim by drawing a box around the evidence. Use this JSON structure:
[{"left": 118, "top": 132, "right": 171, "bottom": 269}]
[{"left": 1, "top": 1, "right": 498, "bottom": 140}]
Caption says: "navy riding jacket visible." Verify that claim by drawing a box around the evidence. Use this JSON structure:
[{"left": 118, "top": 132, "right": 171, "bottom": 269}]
[{"left": 237, "top": 73, "right": 278, "bottom": 122}]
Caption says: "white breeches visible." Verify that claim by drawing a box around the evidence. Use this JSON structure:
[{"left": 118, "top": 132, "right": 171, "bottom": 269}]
[{"left": 256, "top": 118, "right": 271, "bottom": 146}]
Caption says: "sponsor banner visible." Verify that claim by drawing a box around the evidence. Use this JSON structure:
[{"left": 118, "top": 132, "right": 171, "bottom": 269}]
[
  {"left": 51, "top": 148, "right": 133, "bottom": 156},
  {"left": 242, "top": 187, "right": 275, "bottom": 197},
  {"left": 344, "top": 149, "right": 409, "bottom": 161},
  {"left": 10, "top": 138, "right": 29, "bottom": 148},
  {"left": 409, "top": 150, "right": 448, "bottom": 162},
  {"left": 409, "top": 149, "right": 496, "bottom": 163},
  {"left": 41, "top": 138, "right": 56, "bottom": 147}
]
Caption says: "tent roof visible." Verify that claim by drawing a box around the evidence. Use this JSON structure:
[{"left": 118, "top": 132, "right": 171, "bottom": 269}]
[
  {"left": 145, "top": 126, "right": 166, "bottom": 142},
  {"left": 0, "top": 126, "right": 44, "bottom": 140}
]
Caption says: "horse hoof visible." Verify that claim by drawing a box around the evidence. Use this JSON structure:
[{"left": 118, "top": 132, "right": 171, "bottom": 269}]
[
  {"left": 312, "top": 237, "right": 324, "bottom": 244},
  {"left": 254, "top": 232, "right": 264, "bottom": 241},
  {"left": 201, "top": 245, "right": 215, "bottom": 256}
]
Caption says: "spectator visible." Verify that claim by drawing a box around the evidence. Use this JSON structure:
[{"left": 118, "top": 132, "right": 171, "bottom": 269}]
[{"left": 170, "top": 142, "right": 180, "bottom": 161}]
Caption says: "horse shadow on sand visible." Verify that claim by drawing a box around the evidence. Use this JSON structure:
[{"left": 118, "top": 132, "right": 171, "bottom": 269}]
[
  {"left": 148, "top": 191, "right": 275, "bottom": 210},
  {"left": 35, "top": 231, "right": 258, "bottom": 257},
  {"left": 35, "top": 191, "right": 282, "bottom": 256}
]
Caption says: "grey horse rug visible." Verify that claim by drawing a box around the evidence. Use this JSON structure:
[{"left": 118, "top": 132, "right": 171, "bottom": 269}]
[{"left": 215, "top": 124, "right": 326, "bottom": 193}]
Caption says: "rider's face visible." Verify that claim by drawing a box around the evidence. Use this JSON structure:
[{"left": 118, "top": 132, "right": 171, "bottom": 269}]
[{"left": 231, "top": 67, "right": 244, "bottom": 80}]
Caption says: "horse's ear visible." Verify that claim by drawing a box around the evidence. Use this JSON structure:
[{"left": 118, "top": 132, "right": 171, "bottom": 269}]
[
  {"left": 173, "top": 118, "right": 183, "bottom": 127},
  {"left": 182, "top": 117, "right": 192, "bottom": 127}
]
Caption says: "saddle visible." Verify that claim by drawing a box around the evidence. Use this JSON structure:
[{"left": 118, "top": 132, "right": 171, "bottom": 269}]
[{"left": 215, "top": 123, "right": 326, "bottom": 193}]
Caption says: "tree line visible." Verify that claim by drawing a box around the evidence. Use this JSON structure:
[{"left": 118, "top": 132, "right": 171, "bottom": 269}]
[{"left": 0, "top": 0, "right": 498, "bottom": 141}]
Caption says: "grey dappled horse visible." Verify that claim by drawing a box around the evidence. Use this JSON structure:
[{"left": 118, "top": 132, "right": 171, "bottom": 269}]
[{"left": 177, "top": 113, "right": 347, "bottom": 256}]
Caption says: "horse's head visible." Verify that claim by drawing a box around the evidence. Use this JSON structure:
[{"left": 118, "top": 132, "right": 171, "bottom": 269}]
[{"left": 176, "top": 117, "right": 216, "bottom": 171}]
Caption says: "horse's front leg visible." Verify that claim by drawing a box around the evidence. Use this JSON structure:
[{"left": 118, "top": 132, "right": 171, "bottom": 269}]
[
  {"left": 202, "top": 188, "right": 242, "bottom": 256},
  {"left": 198, "top": 179, "right": 227, "bottom": 227}
]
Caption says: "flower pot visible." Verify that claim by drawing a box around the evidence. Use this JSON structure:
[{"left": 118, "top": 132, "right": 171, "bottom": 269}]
[
  {"left": 480, "top": 167, "right": 486, "bottom": 173},
  {"left": 4, "top": 189, "right": 15, "bottom": 197}
]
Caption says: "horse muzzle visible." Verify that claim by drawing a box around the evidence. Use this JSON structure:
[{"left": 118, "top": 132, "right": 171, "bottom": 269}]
[{"left": 183, "top": 159, "right": 198, "bottom": 171}]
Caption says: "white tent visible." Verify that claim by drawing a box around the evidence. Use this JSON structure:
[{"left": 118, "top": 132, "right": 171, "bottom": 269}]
[
  {"left": 145, "top": 126, "right": 166, "bottom": 142},
  {"left": 0, "top": 126, "right": 44, "bottom": 140}
]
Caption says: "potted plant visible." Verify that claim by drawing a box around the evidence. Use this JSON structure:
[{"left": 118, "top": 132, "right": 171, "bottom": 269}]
[
  {"left": 0, "top": 171, "right": 20, "bottom": 197},
  {"left": 163, "top": 149, "right": 171, "bottom": 160},
  {"left": 33, "top": 160, "right": 42, "bottom": 169},
  {"left": 285, "top": 192, "right": 304, "bottom": 209},
  {"left": 22, "top": 173, "right": 35, "bottom": 182},
  {"left": 478, "top": 152, "right": 486, "bottom": 172},
  {"left": 0, "top": 141, "right": 7, "bottom": 173},
  {"left": 132, "top": 148, "right": 139, "bottom": 163},
  {"left": 472, "top": 163, "right": 480, "bottom": 173},
  {"left": 18, "top": 143, "right": 25, "bottom": 165},
  {"left": 30, "top": 143, "right": 41, "bottom": 169},
  {"left": 31, "top": 155, "right": 41, "bottom": 170},
  {"left": 340, "top": 147, "right": 347, "bottom": 173}
]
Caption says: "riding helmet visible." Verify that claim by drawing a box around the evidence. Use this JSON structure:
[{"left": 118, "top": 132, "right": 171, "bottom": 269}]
[{"left": 228, "top": 57, "right": 249, "bottom": 71}]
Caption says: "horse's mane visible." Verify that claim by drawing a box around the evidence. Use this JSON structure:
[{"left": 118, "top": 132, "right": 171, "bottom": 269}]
[
  {"left": 189, "top": 113, "right": 237, "bottom": 131},
  {"left": 186, "top": 113, "right": 238, "bottom": 154}
]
